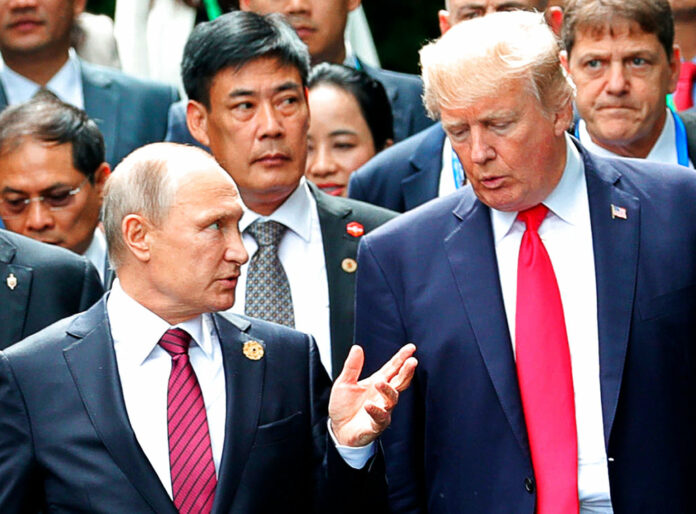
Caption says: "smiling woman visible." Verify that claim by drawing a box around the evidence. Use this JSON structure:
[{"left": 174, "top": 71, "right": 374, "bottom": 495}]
[{"left": 305, "top": 63, "right": 393, "bottom": 197}]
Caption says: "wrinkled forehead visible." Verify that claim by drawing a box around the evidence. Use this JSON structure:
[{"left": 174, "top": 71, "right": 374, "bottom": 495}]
[{"left": 574, "top": 16, "right": 655, "bottom": 43}]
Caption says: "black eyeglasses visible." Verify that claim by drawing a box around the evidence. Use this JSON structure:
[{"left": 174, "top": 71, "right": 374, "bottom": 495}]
[{"left": 0, "top": 177, "right": 90, "bottom": 219}]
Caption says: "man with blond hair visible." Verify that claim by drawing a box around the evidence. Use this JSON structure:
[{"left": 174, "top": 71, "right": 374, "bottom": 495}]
[{"left": 357, "top": 10, "right": 696, "bottom": 513}]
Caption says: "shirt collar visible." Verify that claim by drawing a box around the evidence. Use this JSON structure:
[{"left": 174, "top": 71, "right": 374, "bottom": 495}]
[
  {"left": 0, "top": 48, "right": 83, "bottom": 108},
  {"left": 577, "top": 108, "right": 680, "bottom": 166},
  {"left": 239, "top": 178, "right": 314, "bottom": 243},
  {"left": 491, "top": 133, "right": 585, "bottom": 244},
  {"left": 82, "top": 227, "right": 107, "bottom": 281},
  {"left": 107, "top": 279, "right": 214, "bottom": 367}
]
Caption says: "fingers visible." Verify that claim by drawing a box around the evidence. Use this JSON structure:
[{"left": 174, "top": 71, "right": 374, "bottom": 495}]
[
  {"left": 389, "top": 356, "right": 418, "bottom": 392},
  {"left": 376, "top": 343, "right": 417, "bottom": 383},
  {"left": 364, "top": 401, "right": 391, "bottom": 428},
  {"left": 335, "top": 345, "right": 365, "bottom": 385}
]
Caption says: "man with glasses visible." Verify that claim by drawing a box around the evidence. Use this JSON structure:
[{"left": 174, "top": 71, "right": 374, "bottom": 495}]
[{"left": 0, "top": 91, "right": 112, "bottom": 284}]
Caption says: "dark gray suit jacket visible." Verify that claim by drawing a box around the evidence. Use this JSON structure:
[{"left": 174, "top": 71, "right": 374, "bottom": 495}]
[
  {"left": 0, "top": 301, "right": 386, "bottom": 513},
  {"left": 0, "top": 230, "right": 103, "bottom": 350},
  {"left": 0, "top": 59, "right": 179, "bottom": 166},
  {"left": 308, "top": 183, "right": 397, "bottom": 376}
]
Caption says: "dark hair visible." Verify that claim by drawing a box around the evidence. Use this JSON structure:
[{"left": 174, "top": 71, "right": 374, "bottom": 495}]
[
  {"left": 562, "top": 0, "right": 675, "bottom": 61},
  {"left": 182, "top": 10, "right": 311, "bottom": 107},
  {"left": 0, "top": 90, "right": 105, "bottom": 182},
  {"left": 308, "top": 63, "right": 394, "bottom": 151}
]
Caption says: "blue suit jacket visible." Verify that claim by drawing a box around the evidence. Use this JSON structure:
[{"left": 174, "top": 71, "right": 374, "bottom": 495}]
[
  {"left": 0, "top": 300, "right": 386, "bottom": 512},
  {"left": 0, "top": 60, "right": 179, "bottom": 167},
  {"left": 356, "top": 144, "right": 696, "bottom": 512},
  {"left": 349, "top": 122, "right": 445, "bottom": 212}
]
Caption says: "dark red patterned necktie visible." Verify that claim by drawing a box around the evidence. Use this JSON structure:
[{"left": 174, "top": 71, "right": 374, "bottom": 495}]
[
  {"left": 515, "top": 205, "right": 578, "bottom": 514},
  {"left": 159, "top": 328, "right": 217, "bottom": 514}
]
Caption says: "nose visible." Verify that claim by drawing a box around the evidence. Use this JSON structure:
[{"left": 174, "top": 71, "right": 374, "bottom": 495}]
[
  {"left": 8, "top": 0, "right": 38, "bottom": 9},
  {"left": 469, "top": 129, "right": 495, "bottom": 165},
  {"left": 605, "top": 61, "right": 629, "bottom": 96},
  {"left": 306, "top": 144, "right": 338, "bottom": 179},
  {"left": 257, "top": 102, "right": 284, "bottom": 140},
  {"left": 225, "top": 230, "right": 249, "bottom": 266},
  {"left": 24, "top": 199, "right": 55, "bottom": 233},
  {"left": 285, "top": 0, "right": 310, "bottom": 14}
]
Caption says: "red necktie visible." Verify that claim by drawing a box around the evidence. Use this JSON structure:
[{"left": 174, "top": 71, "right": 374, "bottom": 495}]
[
  {"left": 515, "top": 205, "right": 578, "bottom": 513},
  {"left": 674, "top": 61, "right": 696, "bottom": 111},
  {"left": 159, "top": 328, "right": 217, "bottom": 514}
]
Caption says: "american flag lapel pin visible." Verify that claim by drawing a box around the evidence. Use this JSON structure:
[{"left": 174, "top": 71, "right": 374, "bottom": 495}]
[{"left": 611, "top": 204, "right": 627, "bottom": 220}]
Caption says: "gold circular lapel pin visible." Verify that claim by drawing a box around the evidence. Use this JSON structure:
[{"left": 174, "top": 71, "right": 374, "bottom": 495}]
[
  {"left": 341, "top": 258, "right": 357, "bottom": 274},
  {"left": 243, "top": 341, "right": 264, "bottom": 360}
]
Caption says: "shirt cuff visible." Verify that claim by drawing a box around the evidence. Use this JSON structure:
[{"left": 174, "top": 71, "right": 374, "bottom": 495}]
[{"left": 327, "top": 419, "right": 376, "bottom": 469}]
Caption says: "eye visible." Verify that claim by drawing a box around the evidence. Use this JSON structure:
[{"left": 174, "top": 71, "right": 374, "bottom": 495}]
[
  {"left": 461, "top": 11, "right": 482, "bottom": 20},
  {"left": 44, "top": 189, "right": 74, "bottom": 208},
  {"left": 207, "top": 221, "right": 221, "bottom": 230},
  {"left": 585, "top": 59, "right": 602, "bottom": 69},
  {"left": 334, "top": 142, "right": 356, "bottom": 150},
  {"left": 631, "top": 57, "right": 647, "bottom": 66},
  {"left": 1, "top": 197, "right": 28, "bottom": 213}
]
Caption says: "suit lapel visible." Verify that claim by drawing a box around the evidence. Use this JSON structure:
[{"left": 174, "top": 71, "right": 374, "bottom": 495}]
[
  {"left": 0, "top": 235, "right": 31, "bottom": 349},
  {"left": 63, "top": 301, "right": 176, "bottom": 514},
  {"left": 445, "top": 194, "right": 530, "bottom": 456},
  {"left": 582, "top": 149, "right": 639, "bottom": 445},
  {"left": 403, "top": 124, "right": 446, "bottom": 210},
  {"left": 211, "top": 313, "right": 266, "bottom": 513},
  {"left": 81, "top": 61, "right": 119, "bottom": 166},
  {"left": 309, "top": 184, "right": 358, "bottom": 377}
]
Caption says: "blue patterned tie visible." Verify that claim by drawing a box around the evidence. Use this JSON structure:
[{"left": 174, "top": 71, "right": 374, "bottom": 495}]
[{"left": 244, "top": 220, "right": 295, "bottom": 327}]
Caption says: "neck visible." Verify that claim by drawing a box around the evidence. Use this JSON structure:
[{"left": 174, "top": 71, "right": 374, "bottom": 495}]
[
  {"left": 589, "top": 111, "right": 667, "bottom": 159},
  {"left": 313, "top": 42, "right": 347, "bottom": 66},
  {"left": 2, "top": 47, "right": 70, "bottom": 86},
  {"left": 240, "top": 184, "right": 298, "bottom": 217}
]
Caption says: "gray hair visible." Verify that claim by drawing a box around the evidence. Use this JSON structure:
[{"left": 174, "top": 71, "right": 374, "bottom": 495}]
[
  {"left": 102, "top": 143, "right": 219, "bottom": 269},
  {"left": 420, "top": 11, "right": 574, "bottom": 120}
]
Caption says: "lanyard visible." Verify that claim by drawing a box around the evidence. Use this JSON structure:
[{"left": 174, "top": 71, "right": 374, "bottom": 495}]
[
  {"left": 451, "top": 148, "right": 465, "bottom": 189},
  {"left": 203, "top": 0, "right": 222, "bottom": 20},
  {"left": 575, "top": 109, "right": 690, "bottom": 167}
]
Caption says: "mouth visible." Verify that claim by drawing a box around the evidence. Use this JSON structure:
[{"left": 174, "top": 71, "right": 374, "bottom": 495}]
[
  {"left": 218, "top": 274, "right": 239, "bottom": 289},
  {"left": 317, "top": 182, "right": 345, "bottom": 196},
  {"left": 8, "top": 18, "right": 43, "bottom": 32},
  {"left": 289, "top": 20, "right": 316, "bottom": 40},
  {"left": 479, "top": 176, "right": 506, "bottom": 189},
  {"left": 253, "top": 152, "right": 291, "bottom": 167}
]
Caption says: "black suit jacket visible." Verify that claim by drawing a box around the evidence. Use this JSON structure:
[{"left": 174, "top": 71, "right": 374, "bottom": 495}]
[
  {"left": 0, "top": 230, "right": 103, "bottom": 350},
  {"left": 0, "top": 300, "right": 386, "bottom": 513},
  {"left": 0, "top": 59, "right": 179, "bottom": 167},
  {"left": 308, "top": 183, "right": 397, "bottom": 377}
]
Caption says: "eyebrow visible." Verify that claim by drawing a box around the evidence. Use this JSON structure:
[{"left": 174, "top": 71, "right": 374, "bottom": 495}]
[
  {"left": 2, "top": 183, "right": 73, "bottom": 195},
  {"left": 227, "top": 81, "right": 303, "bottom": 98},
  {"left": 329, "top": 129, "right": 359, "bottom": 137}
]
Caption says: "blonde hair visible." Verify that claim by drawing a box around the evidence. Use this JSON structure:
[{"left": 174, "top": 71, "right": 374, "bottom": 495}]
[{"left": 420, "top": 11, "right": 573, "bottom": 119}]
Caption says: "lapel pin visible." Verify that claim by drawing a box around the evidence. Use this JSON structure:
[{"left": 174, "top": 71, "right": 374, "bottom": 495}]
[
  {"left": 611, "top": 204, "right": 627, "bottom": 220},
  {"left": 346, "top": 221, "right": 364, "bottom": 238},
  {"left": 6, "top": 272, "right": 17, "bottom": 290},
  {"left": 243, "top": 340, "right": 264, "bottom": 361},
  {"left": 341, "top": 258, "right": 358, "bottom": 274}
]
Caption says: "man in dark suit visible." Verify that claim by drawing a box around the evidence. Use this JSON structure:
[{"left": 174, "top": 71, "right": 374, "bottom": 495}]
[
  {"left": 0, "top": 228, "right": 102, "bottom": 350},
  {"left": 167, "top": 0, "right": 432, "bottom": 148},
  {"left": 184, "top": 11, "right": 396, "bottom": 378},
  {"left": 348, "top": 0, "right": 560, "bottom": 212},
  {"left": 0, "top": 0, "right": 178, "bottom": 166},
  {"left": 0, "top": 142, "right": 416, "bottom": 512},
  {"left": 356, "top": 11, "right": 696, "bottom": 512},
  {"left": 561, "top": 0, "right": 696, "bottom": 167}
]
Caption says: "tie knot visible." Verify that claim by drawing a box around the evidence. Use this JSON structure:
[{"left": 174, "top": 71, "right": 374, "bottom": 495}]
[
  {"left": 246, "top": 220, "right": 287, "bottom": 247},
  {"left": 158, "top": 328, "right": 192, "bottom": 357},
  {"left": 517, "top": 204, "right": 548, "bottom": 233}
]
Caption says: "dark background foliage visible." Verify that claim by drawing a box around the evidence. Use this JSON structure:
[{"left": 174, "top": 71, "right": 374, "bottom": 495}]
[{"left": 85, "top": 0, "right": 442, "bottom": 74}]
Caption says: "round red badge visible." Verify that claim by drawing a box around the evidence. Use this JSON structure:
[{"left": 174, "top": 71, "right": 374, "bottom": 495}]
[{"left": 346, "top": 221, "right": 365, "bottom": 237}]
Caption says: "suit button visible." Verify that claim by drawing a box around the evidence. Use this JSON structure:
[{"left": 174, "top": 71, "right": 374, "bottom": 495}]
[{"left": 524, "top": 477, "right": 535, "bottom": 493}]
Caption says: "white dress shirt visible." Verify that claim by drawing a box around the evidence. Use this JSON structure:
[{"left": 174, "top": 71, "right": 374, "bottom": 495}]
[
  {"left": 83, "top": 228, "right": 108, "bottom": 284},
  {"left": 0, "top": 48, "right": 84, "bottom": 108},
  {"left": 491, "top": 135, "right": 613, "bottom": 512},
  {"left": 109, "top": 280, "right": 227, "bottom": 497},
  {"left": 230, "top": 179, "right": 333, "bottom": 376},
  {"left": 577, "top": 109, "right": 694, "bottom": 168},
  {"left": 438, "top": 137, "right": 459, "bottom": 198}
]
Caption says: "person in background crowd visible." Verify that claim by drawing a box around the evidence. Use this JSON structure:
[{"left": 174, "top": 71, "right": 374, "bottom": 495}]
[
  {"left": 167, "top": 0, "right": 432, "bottom": 147},
  {"left": 348, "top": 0, "right": 554, "bottom": 212},
  {"left": 184, "top": 11, "right": 396, "bottom": 378},
  {"left": 561, "top": 0, "right": 696, "bottom": 166},
  {"left": 0, "top": 228, "right": 102, "bottom": 350},
  {"left": 0, "top": 91, "right": 112, "bottom": 285},
  {"left": 669, "top": 0, "right": 696, "bottom": 110},
  {"left": 305, "top": 63, "right": 393, "bottom": 197},
  {"left": 0, "top": 142, "right": 417, "bottom": 512},
  {"left": 0, "top": 0, "right": 178, "bottom": 166},
  {"left": 357, "top": 10, "right": 696, "bottom": 512}
]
